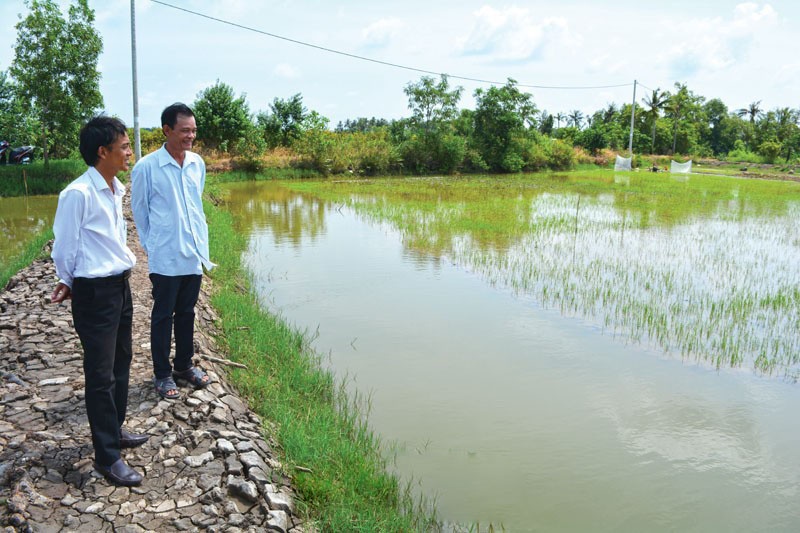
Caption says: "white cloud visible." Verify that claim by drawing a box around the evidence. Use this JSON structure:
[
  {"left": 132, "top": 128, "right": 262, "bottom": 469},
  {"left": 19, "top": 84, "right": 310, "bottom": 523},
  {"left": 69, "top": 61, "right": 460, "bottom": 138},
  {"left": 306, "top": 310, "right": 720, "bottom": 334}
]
[
  {"left": 658, "top": 2, "right": 777, "bottom": 78},
  {"left": 361, "top": 18, "right": 404, "bottom": 49},
  {"left": 274, "top": 63, "right": 300, "bottom": 79},
  {"left": 458, "top": 6, "right": 580, "bottom": 63}
]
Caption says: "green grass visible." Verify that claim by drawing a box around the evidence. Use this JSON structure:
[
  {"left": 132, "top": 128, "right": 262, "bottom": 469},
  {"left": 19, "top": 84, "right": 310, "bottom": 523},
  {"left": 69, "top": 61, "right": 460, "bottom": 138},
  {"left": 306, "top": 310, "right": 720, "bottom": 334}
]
[
  {"left": 0, "top": 228, "right": 53, "bottom": 289},
  {"left": 0, "top": 159, "right": 86, "bottom": 197},
  {"left": 205, "top": 202, "right": 439, "bottom": 532}
]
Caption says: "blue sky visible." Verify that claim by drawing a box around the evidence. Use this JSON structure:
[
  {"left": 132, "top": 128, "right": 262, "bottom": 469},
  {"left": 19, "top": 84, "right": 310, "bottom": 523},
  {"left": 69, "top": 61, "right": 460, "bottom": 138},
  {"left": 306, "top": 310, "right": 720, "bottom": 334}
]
[{"left": 0, "top": 0, "right": 796, "bottom": 128}]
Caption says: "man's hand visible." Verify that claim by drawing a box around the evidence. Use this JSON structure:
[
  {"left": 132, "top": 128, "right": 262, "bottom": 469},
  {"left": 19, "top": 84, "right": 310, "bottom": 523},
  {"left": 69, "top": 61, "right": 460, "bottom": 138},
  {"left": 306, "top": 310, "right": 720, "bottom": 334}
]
[{"left": 51, "top": 283, "right": 71, "bottom": 303}]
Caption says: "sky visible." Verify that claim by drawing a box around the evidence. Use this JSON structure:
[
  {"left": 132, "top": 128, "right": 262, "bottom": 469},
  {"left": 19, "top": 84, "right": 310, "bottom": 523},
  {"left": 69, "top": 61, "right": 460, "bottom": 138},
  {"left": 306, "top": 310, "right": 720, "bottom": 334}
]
[{"left": 0, "top": 0, "right": 797, "bottom": 129}]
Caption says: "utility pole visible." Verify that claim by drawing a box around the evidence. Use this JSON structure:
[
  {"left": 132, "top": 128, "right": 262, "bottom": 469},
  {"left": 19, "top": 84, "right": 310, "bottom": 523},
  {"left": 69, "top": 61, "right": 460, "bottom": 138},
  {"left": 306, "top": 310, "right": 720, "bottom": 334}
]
[
  {"left": 628, "top": 79, "right": 637, "bottom": 156},
  {"left": 130, "top": 0, "right": 141, "bottom": 161}
]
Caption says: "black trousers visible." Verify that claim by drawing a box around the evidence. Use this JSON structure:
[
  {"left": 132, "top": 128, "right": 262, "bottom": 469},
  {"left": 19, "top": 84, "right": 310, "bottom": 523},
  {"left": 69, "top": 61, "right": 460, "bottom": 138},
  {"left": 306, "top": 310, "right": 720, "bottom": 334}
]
[
  {"left": 71, "top": 271, "right": 132, "bottom": 467},
  {"left": 149, "top": 273, "right": 202, "bottom": 380}
]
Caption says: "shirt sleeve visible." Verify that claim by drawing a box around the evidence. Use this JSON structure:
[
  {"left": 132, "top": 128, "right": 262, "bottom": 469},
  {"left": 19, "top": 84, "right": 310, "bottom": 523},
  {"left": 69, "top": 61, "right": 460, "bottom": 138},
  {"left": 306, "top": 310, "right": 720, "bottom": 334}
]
[
  {"left": 130, "top": 162, "right": 150, "bottom": 255},
  {"left": 51, "top": 188, "right": 84, "bottom": 288}
]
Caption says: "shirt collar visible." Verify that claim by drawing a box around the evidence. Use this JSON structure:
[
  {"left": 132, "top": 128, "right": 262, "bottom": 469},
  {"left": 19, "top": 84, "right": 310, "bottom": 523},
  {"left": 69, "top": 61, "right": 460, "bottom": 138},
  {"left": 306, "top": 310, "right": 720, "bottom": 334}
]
[
  {"left": 157, "top": 143, "right": 197, "bottom": 169},
  {"left": 87, "top": 166, "right": 125, "bottom": 197}
]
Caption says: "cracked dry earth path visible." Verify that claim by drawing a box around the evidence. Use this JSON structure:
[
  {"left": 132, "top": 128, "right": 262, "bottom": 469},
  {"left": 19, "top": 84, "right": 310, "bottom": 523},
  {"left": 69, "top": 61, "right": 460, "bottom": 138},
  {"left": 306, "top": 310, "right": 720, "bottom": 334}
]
[{"left": 0, "top": 200, "right": 310, "bottom": 533}]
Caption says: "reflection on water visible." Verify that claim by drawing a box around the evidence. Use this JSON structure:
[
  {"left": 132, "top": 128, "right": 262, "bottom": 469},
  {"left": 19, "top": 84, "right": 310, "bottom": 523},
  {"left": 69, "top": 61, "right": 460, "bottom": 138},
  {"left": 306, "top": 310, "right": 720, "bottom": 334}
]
[
  {"left": 223, "top": 178, "right": 800, "bottom": 532},
  {"left": 0, "top": 195, "right": 57, "bottom": 261}
]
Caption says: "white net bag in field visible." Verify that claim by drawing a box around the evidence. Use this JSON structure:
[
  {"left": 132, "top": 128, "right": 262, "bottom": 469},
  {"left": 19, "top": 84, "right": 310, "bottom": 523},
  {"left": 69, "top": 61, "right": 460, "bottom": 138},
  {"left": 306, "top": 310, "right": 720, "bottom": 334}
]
[
  {"left": 614, "top": 155, "right": 632, "bottom": 171},
  {"left": 670, "top": 159, "right": 692, "bottom": 173}
]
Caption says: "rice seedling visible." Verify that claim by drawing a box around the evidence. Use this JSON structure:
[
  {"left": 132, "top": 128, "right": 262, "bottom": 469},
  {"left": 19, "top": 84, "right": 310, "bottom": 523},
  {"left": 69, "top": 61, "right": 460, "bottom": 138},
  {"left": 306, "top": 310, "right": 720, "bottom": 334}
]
[{"left": 276, "top": 171, "right": 800, "bottom": 378}]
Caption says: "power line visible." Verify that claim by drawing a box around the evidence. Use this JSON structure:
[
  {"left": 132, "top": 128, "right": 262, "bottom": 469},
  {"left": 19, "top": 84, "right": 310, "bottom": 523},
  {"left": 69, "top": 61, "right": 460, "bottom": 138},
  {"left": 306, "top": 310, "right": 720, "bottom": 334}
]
[{"left": 149, "top": 0, "right": 632, "bottom": 91}]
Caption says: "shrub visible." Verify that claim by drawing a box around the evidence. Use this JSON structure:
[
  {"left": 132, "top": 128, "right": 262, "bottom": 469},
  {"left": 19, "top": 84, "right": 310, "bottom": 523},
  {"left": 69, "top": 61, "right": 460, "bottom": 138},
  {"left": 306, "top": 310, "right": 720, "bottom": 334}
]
[{"left": 548, "top": 139, "right": 575, "bottom": 170}]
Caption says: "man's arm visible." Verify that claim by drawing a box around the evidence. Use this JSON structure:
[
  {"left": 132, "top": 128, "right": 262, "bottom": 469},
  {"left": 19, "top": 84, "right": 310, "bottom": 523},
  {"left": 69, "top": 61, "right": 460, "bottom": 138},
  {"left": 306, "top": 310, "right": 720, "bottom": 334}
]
[
  {"left": 130, "top": 163, "right": 151, "bottom": 254},
  {"left": 51, "top": 189, "right": 83, "bottom": 299}
]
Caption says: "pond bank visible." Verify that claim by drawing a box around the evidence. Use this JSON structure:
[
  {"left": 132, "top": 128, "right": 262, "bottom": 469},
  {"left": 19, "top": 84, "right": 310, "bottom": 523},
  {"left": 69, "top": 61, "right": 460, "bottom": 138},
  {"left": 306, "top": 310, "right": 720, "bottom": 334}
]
[{"left": 0, "top": 201, "right": 307, "bottom": 532}]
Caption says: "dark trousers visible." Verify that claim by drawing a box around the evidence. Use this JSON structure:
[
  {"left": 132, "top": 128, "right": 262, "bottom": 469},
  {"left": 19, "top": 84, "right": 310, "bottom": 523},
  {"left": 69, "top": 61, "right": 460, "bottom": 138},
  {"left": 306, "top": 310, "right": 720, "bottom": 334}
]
[
  {"left": 71, "top": 272, "right": 132, "bottom": 467},
  {"left": 150, "top": 273, "right": 202, "bottom": 380}
]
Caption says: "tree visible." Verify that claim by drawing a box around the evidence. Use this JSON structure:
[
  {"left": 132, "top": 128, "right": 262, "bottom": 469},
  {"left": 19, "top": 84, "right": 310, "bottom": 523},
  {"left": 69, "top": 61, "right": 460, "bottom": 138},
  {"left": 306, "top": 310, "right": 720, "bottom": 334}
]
[
  {"left": 736, "top": 101, "right": 762, "bottom": 124},
  {"left": 404, "top": 75, "right": 463, "bottom": 131},
  {"left": 568, "top": 110, "right": 583, "bottom": 129},
  {"left": 257, "top": 94, "right": 307, "bottom": 148},
  {"left": 472, "top": 79, "right": 538, "bottom": 172},
  {"left": 702, "top": 98, "right": 733, "bottom": 156},
  {"left": 665, "top": 83, "right": 703, "bottom": 154},
  {"left": 400, "top": 75, "right": 465, "bottom": 173},
  {"left": 193, "top": 80, "right": 254, "bottom": 152},
  {"left": 642, "top": 88, "right": 669, "bottom": 153},
  {"left": 10, "top": 0, "right": 102, "bottom": 163}
]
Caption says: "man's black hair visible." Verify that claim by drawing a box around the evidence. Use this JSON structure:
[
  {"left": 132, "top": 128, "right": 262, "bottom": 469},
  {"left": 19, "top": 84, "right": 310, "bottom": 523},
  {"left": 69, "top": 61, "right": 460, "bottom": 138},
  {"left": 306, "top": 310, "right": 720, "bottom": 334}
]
[
  {"left": 161, "top": 102, "right": 195, "bottom": 129},
  {"left": 79, "top": 116, "right": 128, "bottom": 167}
]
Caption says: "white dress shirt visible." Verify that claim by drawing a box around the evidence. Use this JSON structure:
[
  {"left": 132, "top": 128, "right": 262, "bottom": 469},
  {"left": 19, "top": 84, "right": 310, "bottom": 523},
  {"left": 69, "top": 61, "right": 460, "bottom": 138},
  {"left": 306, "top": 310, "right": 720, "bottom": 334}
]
[
  {"left": 51, "top": 167, "right": 136, "bottom": 288},
  {"left": 131, "top": 144, "right": 214, "bottom": 276}
]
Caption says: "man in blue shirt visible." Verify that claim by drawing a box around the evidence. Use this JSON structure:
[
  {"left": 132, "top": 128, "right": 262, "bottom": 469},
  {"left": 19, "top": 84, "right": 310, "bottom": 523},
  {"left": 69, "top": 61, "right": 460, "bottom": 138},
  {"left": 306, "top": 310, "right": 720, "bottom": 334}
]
[
  {"left": 52, "top": 116, "right": 148, "bottom": 487},
  {"left": 131, "top": 103, "right": 214, "bottom": 400}
]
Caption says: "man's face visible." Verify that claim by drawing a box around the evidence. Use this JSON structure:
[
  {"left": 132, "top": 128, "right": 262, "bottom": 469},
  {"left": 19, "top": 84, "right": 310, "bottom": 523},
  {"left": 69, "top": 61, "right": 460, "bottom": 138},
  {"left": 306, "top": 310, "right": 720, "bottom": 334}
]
[
  {"left": 163, "top": 114, "right": 197, "bottom": 152},
  {"left": 101, "top": 133, "right": 133, "bottom": 174}
]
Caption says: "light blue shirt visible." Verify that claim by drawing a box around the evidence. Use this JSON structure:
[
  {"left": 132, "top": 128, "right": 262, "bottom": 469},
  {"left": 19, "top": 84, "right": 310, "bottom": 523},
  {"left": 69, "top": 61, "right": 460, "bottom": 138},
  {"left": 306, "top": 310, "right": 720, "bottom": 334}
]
[
  {"left": 51, "top": 167, "right": 136, "bottom": 288},
  {"left": 131, "top": 144, "right": 214, "bottom": 276}
]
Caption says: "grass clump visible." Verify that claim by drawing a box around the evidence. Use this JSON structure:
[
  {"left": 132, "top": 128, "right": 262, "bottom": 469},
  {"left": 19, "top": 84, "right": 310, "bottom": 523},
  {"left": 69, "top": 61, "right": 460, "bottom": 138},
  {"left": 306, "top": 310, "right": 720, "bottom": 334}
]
[
  {"left": 0, "top": 228, "right": 53, "bottom": 289},
  {"left": 205, "top": 202, "right": 439, "bottom": 531}
]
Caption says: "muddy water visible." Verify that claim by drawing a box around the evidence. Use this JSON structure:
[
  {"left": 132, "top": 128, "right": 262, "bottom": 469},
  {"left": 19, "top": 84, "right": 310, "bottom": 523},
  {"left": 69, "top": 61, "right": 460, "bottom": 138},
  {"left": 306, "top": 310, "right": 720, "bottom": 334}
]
[
  {"left": 0, "top": 195, "right": 57, "bottom": 262},
  {"left": 224, "top": 179, "right": 800, "bottom": 532}
]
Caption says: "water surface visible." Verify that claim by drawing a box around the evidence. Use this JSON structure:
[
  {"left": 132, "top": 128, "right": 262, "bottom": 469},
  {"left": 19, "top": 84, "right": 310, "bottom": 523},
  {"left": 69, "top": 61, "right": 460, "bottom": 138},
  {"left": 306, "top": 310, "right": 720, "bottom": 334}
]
[
  {"left": 0, "top": 195, "right": 57, "bottom": 262},
  {"left": 224, "top": 177, "right": 800, "bottom": 531}
]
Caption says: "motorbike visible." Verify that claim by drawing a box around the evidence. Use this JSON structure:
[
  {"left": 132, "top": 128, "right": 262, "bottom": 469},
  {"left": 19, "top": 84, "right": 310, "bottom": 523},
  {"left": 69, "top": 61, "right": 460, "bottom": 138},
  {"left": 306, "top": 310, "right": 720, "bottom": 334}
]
[{"left": 0, "top": 141, "right": 35, "bottom": 164}]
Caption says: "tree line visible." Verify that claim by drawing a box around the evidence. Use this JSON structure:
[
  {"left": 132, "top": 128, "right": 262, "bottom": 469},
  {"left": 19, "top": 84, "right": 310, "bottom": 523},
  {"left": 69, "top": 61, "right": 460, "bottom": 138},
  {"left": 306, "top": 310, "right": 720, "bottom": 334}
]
[{"left": 2, "top": 0, "right": 798, "bottom": 175}]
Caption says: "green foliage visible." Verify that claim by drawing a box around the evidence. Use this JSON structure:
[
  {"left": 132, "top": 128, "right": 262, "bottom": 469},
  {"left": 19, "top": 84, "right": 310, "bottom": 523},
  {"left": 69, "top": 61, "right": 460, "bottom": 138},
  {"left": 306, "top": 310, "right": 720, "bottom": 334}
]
[
  {"left": 294, "top": 128, "right": 399, "bottom": 176},
  {"left": 0, "top": 158, "right": 84, "bottom": 196},
  {"left": 129, "top": 127, "right": 164, "bottom": 155},
  {"left": 193, "top": 80, "right": 255, "bottom": 152},
  {"left": 258, "top": 93, "right": 307, "bottom": 148},
  {"left": 231, "top": 127, "right": 268, "bottom": 172},
  {"left": 472, "top": 79, "right": 538, "bottom": 172},
  {"left": 757, "top": 140, "right": 782, "bottom": 164},
  {"left": 404, "top": 75, "right": 463, "bottom": 127},
  {"left": 0, "top": 70, "right": 39, "bottom": 148},
  {"left": 10, "top": 0, "right": 103, "bottom": 163},
  {"left": 726, "top": 140, "right": 764, "bottom": 164},
  {"left": 335, "top": 117, "right": 389, "bottom": 133}
]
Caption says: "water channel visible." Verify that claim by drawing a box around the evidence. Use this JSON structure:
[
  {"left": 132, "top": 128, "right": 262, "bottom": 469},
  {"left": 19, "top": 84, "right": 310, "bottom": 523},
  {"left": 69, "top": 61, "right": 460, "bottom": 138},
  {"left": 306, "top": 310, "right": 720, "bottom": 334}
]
[
  {"left": 0, "top": 194, "right": 57, "bottom": 263},
  {"left": 226, "top": 177, "right": 800, "bottom": 532}
]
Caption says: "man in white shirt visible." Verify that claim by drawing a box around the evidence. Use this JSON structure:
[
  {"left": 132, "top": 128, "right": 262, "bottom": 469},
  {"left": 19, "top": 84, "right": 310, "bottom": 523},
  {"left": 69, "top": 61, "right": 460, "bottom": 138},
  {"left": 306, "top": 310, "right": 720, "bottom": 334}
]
[
  {"left": 131, "top": 103, "right": 214, "bottom": 400},
  {"left": 51, "top": 116, "right": 148, "bottom": 487}
]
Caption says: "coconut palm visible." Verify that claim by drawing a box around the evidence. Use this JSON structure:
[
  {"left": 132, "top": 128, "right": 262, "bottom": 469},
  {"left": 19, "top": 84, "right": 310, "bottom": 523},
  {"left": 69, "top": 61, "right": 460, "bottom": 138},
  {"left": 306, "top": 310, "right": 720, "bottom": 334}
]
[
  {"left": 568, "top": 110, "right": 583, "bottom": 129},
  {"left": 736, "top": 101, "right": 763, "bottom": 124},
  {"left": 555, "top": 112, "right": 566, "bottom": 128},
  {"left": 642, "top": 88, "right": 668, "bottom": 154}
]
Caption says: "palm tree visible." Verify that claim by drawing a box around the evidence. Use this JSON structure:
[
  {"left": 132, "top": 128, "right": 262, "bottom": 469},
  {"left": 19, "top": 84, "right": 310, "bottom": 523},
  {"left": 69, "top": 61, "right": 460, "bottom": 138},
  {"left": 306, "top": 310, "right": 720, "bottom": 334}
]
[
  {"left": 736, "top": 101, "right": 762, "bottom": 124},
  {"left": 555, "top": 112, "right": 566, "bottom": 128},
  {"left": 642, "top": 88, "right": 668, "bottom": 154},
  {"left": 666, "top": 83, "right": 692, "bottom": 155},
  {"left": 568, "top": 110, "right": 583, "bottom": 129},
  {"left": 775, "top": 107, "right": 797, "bottom": 127}
]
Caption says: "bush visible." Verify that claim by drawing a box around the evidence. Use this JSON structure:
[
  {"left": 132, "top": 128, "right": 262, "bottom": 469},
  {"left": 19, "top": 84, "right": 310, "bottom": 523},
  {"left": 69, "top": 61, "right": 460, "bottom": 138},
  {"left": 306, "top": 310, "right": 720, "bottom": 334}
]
[
  {"left": 758, "top": 140, "right": 781, "bottom": 164},
  {"left": 548, "top": 139, "right": 575, "bottom": 170},
  {"left": 726, "top": 139, "right": 764, "bottom": 164}
]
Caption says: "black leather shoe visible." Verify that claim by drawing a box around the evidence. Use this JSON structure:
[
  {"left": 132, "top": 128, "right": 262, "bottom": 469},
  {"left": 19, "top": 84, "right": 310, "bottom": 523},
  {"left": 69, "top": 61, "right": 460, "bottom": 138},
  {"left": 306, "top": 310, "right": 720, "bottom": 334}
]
[
  {"left": 93, "top": 458, "right": 143, "bottom": 487},
  {"left": 120, "top": 428, "right": 149, "bottom": 448}
]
